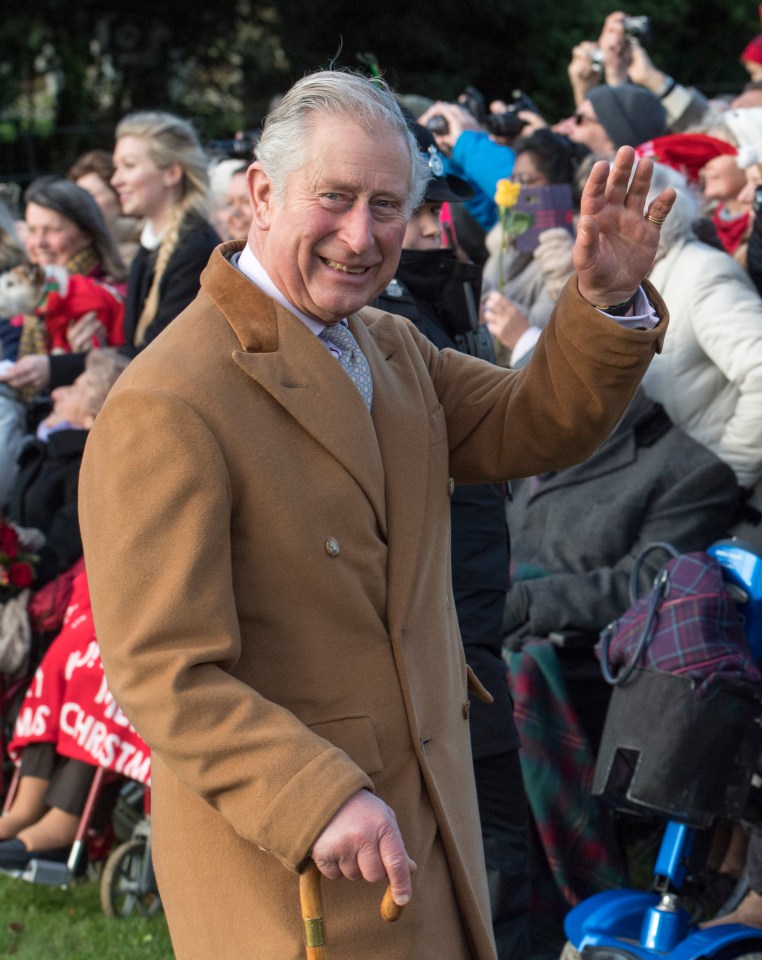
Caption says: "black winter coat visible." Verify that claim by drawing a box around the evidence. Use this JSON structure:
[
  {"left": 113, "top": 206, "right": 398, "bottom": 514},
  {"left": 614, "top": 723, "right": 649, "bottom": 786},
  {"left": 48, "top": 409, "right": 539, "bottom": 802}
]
[{"left": 6, "top": 429, "right": 87, "bottom": 585}]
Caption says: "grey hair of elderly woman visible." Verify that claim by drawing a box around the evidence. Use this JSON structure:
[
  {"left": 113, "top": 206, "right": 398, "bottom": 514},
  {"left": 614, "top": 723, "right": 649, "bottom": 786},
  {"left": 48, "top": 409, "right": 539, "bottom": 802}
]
[
  {"left": 0, "top": 198, "right": 25, "bottom": 272},
  {"left": 645, "top": 162, "right": 702, "bottom": 254},
  {"left": 255, "top": 69, "right": 431, "bottom": 218},
  {"left": 24, "top": 176, "right": 126, "bottom": 282}
]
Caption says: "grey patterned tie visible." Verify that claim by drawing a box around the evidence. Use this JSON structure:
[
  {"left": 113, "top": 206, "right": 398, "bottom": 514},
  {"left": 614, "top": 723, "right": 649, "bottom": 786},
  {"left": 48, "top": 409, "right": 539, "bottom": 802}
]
[{"left": 319, "top": 323, "right": 373, "bottom": 411}]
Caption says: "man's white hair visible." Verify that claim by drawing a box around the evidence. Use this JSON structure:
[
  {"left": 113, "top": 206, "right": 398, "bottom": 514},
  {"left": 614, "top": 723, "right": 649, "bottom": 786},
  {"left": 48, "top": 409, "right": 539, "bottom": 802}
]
[
  {"left": 255, "top": 69, "right": 431, "bottom": 217},
  {"left": 646, "top": 162, "right": 701, "bottom": 254}
]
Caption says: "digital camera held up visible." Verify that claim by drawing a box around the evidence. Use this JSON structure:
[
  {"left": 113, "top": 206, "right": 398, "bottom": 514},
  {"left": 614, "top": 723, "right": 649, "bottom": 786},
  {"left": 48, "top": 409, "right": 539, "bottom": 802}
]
[
  {"left": 485, "top": 90, "right": 541, "bottom": 140},
  {"left": 623, "top": 14, "right": 652, "bottom": 42},
  {"left": 426, "top": 85, "right": 540, "bottom": 142}
]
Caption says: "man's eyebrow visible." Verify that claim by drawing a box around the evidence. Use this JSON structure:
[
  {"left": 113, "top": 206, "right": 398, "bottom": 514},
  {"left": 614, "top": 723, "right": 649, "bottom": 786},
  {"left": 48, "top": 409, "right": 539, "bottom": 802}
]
[{"left": 316, "top": 178, "right": 407, "bottom": 201}]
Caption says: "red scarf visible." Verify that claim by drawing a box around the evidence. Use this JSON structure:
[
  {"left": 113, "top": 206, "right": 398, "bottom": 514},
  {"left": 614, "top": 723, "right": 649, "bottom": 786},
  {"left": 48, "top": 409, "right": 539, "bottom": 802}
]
[{"left": 711, "top": 206, "right": 750, "bottom": 254}]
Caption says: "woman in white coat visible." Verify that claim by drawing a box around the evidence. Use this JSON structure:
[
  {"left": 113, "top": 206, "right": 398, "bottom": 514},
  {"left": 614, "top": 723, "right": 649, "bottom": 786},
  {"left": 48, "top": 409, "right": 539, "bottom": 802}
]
[{"left": 642, "top": 163, "right": 762, "bottom": 524}]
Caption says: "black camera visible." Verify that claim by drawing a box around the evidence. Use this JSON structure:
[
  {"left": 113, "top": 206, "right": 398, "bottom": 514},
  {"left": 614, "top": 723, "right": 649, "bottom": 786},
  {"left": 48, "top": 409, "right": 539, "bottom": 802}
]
[
  {"left": 426, "top": 86, "right": 539, "bottom": 142},
  {"left": 426, "top": 114, "right": 450, "bottom": 136},
  {"left": 426, "top": 85, "right": 487, "bottom": 137},
  {"left": 485, "top": 90, "right": 541, "bottom": 140},
  {"left": 623, "top": 15, "right": 651, "bottom": 42}
]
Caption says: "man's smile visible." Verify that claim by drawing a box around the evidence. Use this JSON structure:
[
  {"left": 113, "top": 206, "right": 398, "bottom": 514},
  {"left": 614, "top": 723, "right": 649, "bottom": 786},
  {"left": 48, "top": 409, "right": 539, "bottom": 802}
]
[{"left": 321, "top": 258, "right": 370, "bottom": 275}]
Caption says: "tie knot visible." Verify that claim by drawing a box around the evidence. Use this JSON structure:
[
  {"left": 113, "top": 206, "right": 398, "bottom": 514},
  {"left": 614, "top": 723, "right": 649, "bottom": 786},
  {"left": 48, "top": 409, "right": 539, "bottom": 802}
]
[
  {"left": 319, "top": 322, "right": 373, "bottom": 411},
  {"left": 320, "top": 322, "right": 356, "bottom": 354}
]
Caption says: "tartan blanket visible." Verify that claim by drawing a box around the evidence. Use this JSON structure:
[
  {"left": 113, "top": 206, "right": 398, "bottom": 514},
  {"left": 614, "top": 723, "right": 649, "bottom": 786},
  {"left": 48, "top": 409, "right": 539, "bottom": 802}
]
[
  {"left": 508, "top": 639, "right": 627, "bottom": 909},
  {"left": 9, "top": 568, "right": 150, "bottom": 784},
  {"left": 597, "top": 552, "right": 762, "bottom": 697}
]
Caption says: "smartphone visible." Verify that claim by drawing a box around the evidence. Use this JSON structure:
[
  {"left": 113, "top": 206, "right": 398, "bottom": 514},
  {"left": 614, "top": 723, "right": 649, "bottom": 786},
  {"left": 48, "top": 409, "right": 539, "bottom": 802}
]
[{"left": 511, "top": 184, "right": 575, "bottom": 254}]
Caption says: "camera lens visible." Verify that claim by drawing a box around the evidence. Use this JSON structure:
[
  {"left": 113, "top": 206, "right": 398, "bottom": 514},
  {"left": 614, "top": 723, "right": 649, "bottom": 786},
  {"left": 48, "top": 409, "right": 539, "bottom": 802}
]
[
  {"left": 485, "top": 112, "right": 527, "bottom": 140},
  {"left": 426, "top": 115, "right": 449, "bottom": 136}
]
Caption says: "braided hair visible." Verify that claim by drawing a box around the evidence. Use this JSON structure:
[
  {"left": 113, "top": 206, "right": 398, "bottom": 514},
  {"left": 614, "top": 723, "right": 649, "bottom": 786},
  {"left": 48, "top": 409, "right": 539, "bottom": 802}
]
[{"left": 115, "top": 111, "right": 210, "bottom": 344}]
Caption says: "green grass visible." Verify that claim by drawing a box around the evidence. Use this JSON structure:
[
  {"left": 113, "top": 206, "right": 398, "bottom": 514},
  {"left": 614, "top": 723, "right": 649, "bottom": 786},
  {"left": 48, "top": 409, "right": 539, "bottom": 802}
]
[{"left": 0, "top": 874, "right": 174, "bottom": 958}]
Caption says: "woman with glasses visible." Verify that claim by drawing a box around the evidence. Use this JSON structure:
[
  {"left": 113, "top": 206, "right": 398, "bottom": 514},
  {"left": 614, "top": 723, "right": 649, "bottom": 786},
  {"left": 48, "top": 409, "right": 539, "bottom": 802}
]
[{"left": 481, "top": 130, "right": 590, "bottom": 366}]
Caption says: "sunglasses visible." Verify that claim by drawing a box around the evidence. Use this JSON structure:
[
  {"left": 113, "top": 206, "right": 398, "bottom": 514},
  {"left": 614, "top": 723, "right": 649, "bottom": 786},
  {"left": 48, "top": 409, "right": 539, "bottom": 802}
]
[{"left": 574, "top": 112, "right": 602, "bottom": 126}]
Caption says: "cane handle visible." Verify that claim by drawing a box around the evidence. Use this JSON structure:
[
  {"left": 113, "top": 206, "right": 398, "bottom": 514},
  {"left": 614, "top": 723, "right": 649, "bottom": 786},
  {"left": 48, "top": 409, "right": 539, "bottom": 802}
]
[
  {"left": 300, "top": 862, "right": 327, "bottom": 960},
  {"left": 380, "top": 883, "right": 404, "bottom": 922},
  {"left": 300, "top": 861, "right": 405, "bottom": 957}
]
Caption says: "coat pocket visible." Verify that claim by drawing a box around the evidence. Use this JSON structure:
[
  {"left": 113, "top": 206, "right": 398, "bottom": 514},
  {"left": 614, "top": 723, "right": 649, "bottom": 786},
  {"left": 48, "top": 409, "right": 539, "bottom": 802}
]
[{"left": 308, "top": 714, "right": 384, "bottom": 775}]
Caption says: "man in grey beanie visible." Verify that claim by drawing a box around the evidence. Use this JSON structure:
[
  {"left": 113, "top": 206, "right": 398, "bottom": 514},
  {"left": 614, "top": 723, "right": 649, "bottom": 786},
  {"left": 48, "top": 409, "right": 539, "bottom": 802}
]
[{"left": 559, "top": 84, "right": 668, "bottom": 158}]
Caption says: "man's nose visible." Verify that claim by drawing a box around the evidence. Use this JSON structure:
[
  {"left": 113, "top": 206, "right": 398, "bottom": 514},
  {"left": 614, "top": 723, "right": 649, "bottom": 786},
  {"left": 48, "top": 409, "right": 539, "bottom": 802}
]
[{"left": 340, "top": 204, "right": 375, "bottom": 253}]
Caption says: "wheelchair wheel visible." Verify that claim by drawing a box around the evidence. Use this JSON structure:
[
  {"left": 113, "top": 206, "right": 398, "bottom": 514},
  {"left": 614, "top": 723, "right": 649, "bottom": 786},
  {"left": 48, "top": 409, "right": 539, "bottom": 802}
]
[{"left": 100, "top": 838, "right": 161, "bottom": 918}]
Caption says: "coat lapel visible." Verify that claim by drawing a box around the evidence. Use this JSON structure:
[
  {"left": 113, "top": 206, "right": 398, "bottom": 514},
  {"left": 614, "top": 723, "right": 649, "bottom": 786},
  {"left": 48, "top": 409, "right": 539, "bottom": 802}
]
[
  {"left": 356, "top": 311, "right": 432, "bottom": 634},
  {"left": 203, "top": 245, "right": 387, "bottom": 531}
]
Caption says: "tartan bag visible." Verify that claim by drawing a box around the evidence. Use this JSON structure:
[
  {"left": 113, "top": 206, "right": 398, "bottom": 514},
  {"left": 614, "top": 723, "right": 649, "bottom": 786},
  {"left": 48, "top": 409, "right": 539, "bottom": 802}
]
[
  {"left": 593, "top": 544, "right": 762, "bottom": 824},
  {"left": 597, "top": 543, "right": 762, "bottom": 698}
]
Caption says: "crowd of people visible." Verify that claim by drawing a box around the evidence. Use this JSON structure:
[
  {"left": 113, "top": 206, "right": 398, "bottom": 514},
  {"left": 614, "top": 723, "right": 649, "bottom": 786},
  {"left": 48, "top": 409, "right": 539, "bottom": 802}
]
[{"left": 0, "top": 8, "right": 761, "bottom": 960}]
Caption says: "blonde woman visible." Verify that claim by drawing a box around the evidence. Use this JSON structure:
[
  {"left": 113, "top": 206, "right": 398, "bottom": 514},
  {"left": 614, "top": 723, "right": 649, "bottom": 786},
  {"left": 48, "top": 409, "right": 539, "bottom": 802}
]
[
  {"left": 1, "top": 112, "right": 219, "bottom": 394},
  {"left": 111, "top": 110, "right": 219, "bottom": 353}
]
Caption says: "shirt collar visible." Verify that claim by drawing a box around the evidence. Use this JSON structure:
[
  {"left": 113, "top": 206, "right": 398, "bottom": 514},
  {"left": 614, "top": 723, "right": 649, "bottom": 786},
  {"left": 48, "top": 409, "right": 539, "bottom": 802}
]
[{"left": 236, "top": 244, "right": 329, "bottom": 336}]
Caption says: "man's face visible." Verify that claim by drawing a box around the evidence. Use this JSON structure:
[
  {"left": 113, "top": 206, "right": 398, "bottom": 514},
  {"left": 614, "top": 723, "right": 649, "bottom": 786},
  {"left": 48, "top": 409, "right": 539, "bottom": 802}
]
[
  {"left": 700, "top": 155, "right": 746, "bottom": 204},
  {"left": 247, "top": 116, "right": 411, "bottom": 324},
  {"left": 562, "top": 99, "right": 615, "bottom": 157}
]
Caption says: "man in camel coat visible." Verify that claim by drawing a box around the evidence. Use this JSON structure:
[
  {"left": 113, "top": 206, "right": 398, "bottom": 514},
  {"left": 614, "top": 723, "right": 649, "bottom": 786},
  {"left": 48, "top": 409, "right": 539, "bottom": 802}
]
[{"left": 78, "top": 71, "right": 674, "bottom": 959}]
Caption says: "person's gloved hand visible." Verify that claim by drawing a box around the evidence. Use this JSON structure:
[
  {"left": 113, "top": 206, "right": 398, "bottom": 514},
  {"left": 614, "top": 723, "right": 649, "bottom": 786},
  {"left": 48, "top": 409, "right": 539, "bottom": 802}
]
[{"left": 534, "top": 228, "right": 575, "bottom": 301}]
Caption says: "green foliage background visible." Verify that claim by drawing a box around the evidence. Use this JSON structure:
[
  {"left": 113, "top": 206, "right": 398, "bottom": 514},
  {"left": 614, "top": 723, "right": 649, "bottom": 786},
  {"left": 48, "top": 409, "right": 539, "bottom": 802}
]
[{"left": 0, "top": 1, "right": 760, "bottom": 183}]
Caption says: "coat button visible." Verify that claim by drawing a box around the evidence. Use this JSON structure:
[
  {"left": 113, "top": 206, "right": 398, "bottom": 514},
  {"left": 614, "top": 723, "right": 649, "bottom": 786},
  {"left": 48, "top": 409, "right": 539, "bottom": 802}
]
[
  {"left": 448, "top": 477, "right": 455, "bottom": 497},
  {"left": 325, "top": 537, "right": 340, "bottom": 557},
  {"left": 462, "top": 701, "right": 470, "bottom": 719}
]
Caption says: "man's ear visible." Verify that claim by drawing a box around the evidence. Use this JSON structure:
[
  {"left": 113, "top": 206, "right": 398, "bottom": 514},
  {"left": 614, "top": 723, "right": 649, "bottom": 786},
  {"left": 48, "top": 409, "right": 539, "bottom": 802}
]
[{"left": 248, "top": 163, "right": 275, "bottom": 230}]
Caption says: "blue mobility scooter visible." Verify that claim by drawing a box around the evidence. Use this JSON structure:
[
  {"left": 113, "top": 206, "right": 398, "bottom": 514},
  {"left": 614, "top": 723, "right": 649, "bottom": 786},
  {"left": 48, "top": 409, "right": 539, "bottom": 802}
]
[{"left": 564, "top": 539, "right": 762, "bottom": 960}]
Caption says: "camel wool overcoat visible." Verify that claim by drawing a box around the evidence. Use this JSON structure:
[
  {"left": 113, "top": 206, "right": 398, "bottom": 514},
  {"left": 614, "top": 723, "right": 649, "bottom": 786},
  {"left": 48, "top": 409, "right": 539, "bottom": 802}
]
[{"left": 79, "top": 241, "right": 667, "bottom": 960}]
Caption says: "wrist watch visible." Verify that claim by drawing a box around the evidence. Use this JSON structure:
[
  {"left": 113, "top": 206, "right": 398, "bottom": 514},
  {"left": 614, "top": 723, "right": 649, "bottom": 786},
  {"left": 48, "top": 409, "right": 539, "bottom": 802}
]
[{"left": 595, "top": 291, "right": 638, "bottom": 316}]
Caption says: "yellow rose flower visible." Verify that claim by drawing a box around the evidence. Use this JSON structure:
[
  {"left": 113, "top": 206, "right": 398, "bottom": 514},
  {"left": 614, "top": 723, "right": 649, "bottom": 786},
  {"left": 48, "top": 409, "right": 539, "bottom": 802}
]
[{"left": 494, "top": 179, "right": 521, "bottom": 209}]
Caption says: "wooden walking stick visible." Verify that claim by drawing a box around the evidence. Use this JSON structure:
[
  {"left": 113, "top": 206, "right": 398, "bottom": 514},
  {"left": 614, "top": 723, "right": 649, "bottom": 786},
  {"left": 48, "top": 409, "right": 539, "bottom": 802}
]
[{"left": 299, "top": 860, "right": 404, "bottom": 958}]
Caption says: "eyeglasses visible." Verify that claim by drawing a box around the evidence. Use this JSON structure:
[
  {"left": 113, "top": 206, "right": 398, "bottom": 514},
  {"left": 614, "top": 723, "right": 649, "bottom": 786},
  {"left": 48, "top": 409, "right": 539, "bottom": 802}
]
[
  {"left": 574, "top": 112, "right": 601, "bottom": 126},
  {"left": 510, "top": 173, "right": 544, "bottom": 186}
]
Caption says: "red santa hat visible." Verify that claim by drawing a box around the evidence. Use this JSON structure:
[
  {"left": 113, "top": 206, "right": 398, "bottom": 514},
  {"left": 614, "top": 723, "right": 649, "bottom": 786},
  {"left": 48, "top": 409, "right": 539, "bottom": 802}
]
[
  {"left": 635, "top": 134, "right": 737, "bottom": 185},
  {"left": 742, "top": 34, "right": 762, "bottom": 66}
]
